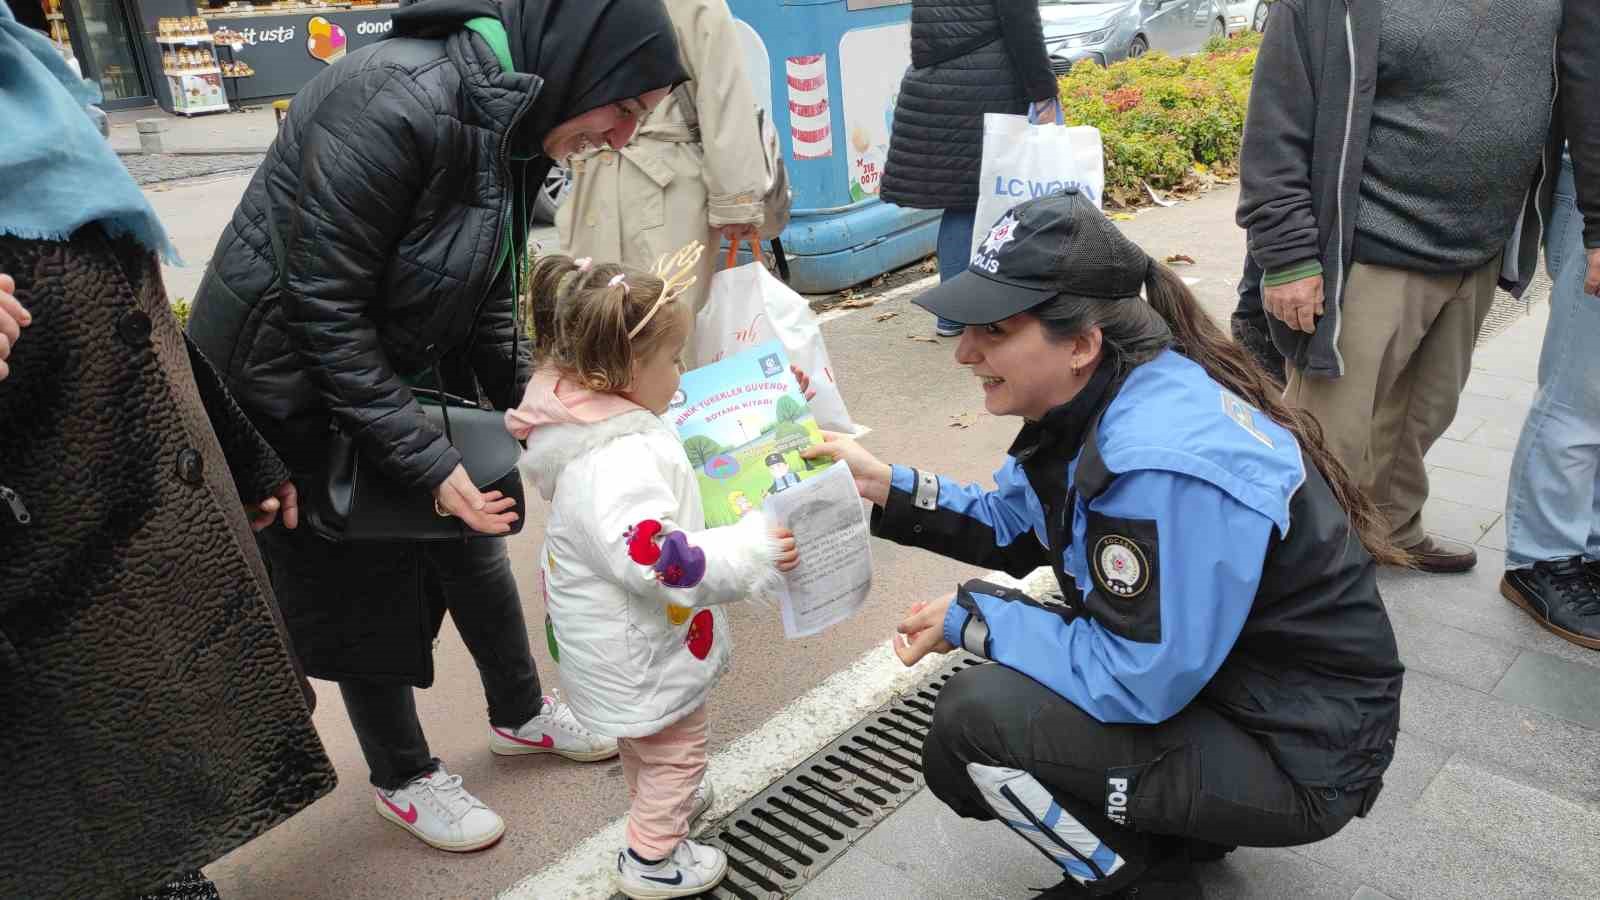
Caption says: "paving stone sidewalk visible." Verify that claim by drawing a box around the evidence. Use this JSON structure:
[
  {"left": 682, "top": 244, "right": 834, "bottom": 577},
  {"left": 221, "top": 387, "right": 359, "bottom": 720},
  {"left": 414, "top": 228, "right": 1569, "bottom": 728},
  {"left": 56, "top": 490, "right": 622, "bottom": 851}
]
[{"left": 796, "top": 298, "right": 1600, "bottom": 900}]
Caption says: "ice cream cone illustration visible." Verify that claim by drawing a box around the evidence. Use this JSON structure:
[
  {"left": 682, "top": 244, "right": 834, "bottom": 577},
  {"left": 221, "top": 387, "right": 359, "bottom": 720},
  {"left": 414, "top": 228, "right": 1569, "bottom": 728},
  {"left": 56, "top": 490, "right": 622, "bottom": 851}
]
[{"left": 307, "top": 16, "right": 347, "bottom": 65}]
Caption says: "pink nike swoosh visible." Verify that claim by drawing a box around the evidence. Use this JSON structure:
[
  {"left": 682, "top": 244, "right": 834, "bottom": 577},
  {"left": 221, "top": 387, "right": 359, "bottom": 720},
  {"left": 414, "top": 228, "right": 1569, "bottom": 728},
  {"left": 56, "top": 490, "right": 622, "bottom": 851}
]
[
  {"left": 494, "top": 727, "right": 554, "bottom": 749},
  {"left": 379, "top": 792, "right": 419, "bottom": 825}
]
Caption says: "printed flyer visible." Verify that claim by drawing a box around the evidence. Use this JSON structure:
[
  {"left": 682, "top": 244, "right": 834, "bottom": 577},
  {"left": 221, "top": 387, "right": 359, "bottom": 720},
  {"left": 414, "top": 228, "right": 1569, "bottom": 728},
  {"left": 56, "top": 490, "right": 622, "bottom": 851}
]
[{"left": 669, "top": 342, "right": 870, "bottom": 638}]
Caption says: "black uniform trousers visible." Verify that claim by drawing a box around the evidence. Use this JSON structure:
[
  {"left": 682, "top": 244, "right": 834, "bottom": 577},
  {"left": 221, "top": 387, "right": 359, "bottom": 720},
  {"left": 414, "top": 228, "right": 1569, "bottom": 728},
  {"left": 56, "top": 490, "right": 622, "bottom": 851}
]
[{"left": 922, "top": 664, "right": 1368, "bottom": 894}]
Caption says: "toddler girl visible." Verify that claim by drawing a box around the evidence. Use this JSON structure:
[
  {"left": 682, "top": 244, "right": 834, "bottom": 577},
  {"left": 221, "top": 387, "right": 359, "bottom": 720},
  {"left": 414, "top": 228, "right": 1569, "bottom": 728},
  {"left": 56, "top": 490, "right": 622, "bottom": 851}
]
[{"left": 507, "top": 248, "right": 798, "bottom": 899}]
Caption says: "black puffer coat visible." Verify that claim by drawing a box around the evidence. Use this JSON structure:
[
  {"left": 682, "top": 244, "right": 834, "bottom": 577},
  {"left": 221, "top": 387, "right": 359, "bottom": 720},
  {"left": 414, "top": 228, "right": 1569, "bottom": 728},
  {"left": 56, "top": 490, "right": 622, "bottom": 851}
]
[
  {"left": 880, "top": 0, "right": 1057, "bottom": 210},
  {"left": 188, "top": 0, "right": 686, "bottom": 686},
  {"left": 188, "top": 28, "right": 540, "bottom": 487}
]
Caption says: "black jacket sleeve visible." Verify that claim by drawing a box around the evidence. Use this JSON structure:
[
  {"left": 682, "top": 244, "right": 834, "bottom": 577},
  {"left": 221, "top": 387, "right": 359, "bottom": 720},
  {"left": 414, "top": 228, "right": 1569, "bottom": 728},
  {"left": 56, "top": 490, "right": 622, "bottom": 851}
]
[
  {"left": 184, "top": 332, "right": 291, "bottom": 505},
  {"left": 995, "top": 0, "right": 1058, "bottom": 103},
  {"left": 1236, "top": 0, "right": 1323, "bottom": 275},
  {"left": 1562, "top": 0, "right": 1600, "bottom": 249},
  {"left": 470, "top": 271, "right": 532, "bottom": 411},
  {"left": 280, "top": 68, "right": 460, "bottom": 490}
]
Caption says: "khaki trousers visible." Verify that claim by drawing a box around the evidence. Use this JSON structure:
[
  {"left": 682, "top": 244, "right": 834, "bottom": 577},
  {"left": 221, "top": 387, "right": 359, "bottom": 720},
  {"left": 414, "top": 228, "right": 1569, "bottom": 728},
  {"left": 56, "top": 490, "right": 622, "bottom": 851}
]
[{"left": 1286, "top": 256, "right": 1499, "bottom": 548}]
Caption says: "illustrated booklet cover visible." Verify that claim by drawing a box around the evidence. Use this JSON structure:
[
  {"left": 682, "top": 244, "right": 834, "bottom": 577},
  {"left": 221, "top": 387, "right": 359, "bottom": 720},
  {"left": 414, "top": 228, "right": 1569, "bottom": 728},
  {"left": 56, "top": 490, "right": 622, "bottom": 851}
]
[{"left": 668, "top": 341, "right": 833, "bottom": 528}]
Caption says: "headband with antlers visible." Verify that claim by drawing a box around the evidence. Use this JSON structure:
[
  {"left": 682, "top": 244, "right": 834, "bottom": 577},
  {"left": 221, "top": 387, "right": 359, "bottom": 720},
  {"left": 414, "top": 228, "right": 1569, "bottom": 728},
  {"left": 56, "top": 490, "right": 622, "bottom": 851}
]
[{"left": 626, "top": 240, "right": 705, "bottom": 340}]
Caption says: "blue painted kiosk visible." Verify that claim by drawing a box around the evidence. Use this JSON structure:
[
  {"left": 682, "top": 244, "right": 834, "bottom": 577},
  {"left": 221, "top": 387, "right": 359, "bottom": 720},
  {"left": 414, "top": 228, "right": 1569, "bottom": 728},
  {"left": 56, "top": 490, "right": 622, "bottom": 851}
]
[{"left": 727, "top": 0, "right": 939, "bottom": 294}]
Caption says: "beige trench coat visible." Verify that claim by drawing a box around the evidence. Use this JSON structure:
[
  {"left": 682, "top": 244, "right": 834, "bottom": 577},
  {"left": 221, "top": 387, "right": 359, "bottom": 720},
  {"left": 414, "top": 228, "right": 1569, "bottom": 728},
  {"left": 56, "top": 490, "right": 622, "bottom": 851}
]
[{"left": 558, "top": 0, "right": 767, "bottom": 364}]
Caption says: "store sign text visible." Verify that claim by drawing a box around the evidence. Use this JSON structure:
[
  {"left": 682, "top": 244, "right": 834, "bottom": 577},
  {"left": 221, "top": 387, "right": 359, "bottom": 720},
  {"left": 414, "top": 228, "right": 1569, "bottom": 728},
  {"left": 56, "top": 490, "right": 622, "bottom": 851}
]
[
  {"left": 356, "top": 20, "right": 393, "bottom": 36},
  {"left": 234, "top": 26, "right": 296, "bottom": 46}
]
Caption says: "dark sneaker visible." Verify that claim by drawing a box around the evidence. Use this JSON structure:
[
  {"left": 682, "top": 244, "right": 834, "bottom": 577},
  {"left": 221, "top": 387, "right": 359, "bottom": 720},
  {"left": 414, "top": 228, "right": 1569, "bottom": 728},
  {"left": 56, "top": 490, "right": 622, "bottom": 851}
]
[
  {"left": 1405, "top": 536, "right": 1477, "bottom": 573},
  {"left": 935, "top": 317, "right": 964, "bottom": 337},
  {"left": 1501, "top": 558, "right": 1600, "bottom": 650}
]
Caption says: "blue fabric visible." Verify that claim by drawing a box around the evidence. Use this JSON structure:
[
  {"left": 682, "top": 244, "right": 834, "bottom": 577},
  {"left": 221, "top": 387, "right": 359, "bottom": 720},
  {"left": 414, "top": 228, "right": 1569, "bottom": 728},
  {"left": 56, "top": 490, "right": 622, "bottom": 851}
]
[
  {"left": 935, "top": 350, "right": 1305, "bottom": 723},
  {"left": 1504, "top": 157, "right": 1600, "bottom": 567},
  {"left": 932, "top": 460, "right": 1048, "bottom": 549},
  {"left": 952, "top": 470, "right": 1271, "bottom": 724},
  {"left": 890, "top": 464, "right": 916, "bottom": 495},
  {"left": 935, "top": 207, "right": 977, "bottom": 332},
  {"left": 0, "top": 2, "right": 174, "bottom": 261},
  {"left": 1096, "top": 350, "right": 1305, "bottom": 533}
]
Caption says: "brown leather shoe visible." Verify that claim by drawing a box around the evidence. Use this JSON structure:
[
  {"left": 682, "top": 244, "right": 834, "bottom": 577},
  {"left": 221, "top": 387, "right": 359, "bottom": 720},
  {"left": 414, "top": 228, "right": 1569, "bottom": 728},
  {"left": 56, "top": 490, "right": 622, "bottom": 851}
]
[{"left": 1405, "top": 536, "right": 1478, "bottom": 573}]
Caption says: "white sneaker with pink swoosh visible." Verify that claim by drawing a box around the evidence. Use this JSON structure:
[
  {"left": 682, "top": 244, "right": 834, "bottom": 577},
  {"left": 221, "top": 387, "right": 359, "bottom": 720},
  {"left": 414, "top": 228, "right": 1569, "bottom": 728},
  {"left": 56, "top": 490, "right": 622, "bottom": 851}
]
[
  {"left": 375, "top": 765, "right": 504, "bottom": 852},
  {"left": 489, "top": 691, "right": 619, "bottom": 761}
]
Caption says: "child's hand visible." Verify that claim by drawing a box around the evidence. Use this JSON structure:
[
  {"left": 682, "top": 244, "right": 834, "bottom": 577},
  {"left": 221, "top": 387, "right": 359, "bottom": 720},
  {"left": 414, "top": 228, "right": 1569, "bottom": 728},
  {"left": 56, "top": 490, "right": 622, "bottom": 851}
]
[{"left": 773, "top": 527, "right": 799, "bottom": 572}]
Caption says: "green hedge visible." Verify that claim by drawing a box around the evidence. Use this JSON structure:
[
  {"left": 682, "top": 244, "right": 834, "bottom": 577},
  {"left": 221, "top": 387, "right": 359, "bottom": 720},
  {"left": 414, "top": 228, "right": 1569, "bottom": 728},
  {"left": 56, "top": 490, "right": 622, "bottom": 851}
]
[{"left": 1059, "top": 31, "right": 1262, "bottom": 207}]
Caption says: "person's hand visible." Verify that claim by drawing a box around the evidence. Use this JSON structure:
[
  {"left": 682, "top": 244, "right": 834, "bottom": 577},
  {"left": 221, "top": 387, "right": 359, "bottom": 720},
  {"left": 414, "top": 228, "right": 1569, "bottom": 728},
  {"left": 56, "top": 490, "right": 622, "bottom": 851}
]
[
  {"left": 248, "top": 481, "right": 299, "bottom": 532},
  {"left": 801, "top": 431, "right": 892, "bottom": 505},
  {"left": 1586, "top": 248, "right": 1600, "bottom": 297},
  {"left": 0, "top": 273, "right": 32, "bottom": 382},
  {"left": 790, "top": 364, "right": 818, "bottom": 402},
  {"left": 895, "top": 595, "right": 956, "bottom": 666},
  {"left": 433, "top": 463, "right": 519, "bottom": 535},
  {"left": 773, "top": 526, "right": 799, "bottom": 572},
  {"left": 719, "top": 223, "right": 759, "bottom": 243},
  {"left": 1029, "top": 97, "right": 1060, "bottom": 125},
  {"left": 1263, "top": 273, "right": 1324, "bottom": 334}
]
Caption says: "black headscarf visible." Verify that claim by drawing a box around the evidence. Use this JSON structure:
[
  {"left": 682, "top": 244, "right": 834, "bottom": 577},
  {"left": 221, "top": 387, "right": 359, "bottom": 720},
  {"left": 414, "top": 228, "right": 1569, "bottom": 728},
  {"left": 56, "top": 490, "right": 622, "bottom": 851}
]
[{"left": 392, "top": 0, "right": 687, "bottom": 150}]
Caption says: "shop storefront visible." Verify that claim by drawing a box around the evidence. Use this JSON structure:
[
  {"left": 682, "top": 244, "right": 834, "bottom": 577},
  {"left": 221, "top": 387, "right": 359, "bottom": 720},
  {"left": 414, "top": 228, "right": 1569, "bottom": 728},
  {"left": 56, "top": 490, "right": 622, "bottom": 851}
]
[{"left": 21, "top": 1, "right": 401, "bottom": 116}]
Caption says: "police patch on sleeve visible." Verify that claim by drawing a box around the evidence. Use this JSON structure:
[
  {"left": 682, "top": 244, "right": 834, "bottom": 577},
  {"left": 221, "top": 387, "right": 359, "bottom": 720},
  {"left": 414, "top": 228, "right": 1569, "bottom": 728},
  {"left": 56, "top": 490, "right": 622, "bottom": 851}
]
[
  {"left": 1094, "top": 534, "right": 1150, "bottom": 598},
  {"left": 1083, "top": 512, "right": 1162, "bottom": 643}
]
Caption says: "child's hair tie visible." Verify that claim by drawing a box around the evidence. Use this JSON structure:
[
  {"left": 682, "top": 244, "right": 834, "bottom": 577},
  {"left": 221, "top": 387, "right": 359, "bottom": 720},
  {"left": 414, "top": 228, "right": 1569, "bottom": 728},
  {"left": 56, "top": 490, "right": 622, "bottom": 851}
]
[
  {"left": 609, "top": 273, "right": 631, "bottom": 294},
  {"left": 575, "top": 257, "right": 593, "bottom": 272}
]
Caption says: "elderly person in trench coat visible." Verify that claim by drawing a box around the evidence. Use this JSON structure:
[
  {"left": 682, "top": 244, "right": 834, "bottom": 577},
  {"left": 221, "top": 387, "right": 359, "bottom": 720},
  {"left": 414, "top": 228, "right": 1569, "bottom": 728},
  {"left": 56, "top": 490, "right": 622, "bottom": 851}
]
[
  {"left": 0, "top": 5, "right": 335, "bottom": 897},
  {"left": 559, "top": 0, "right": 770, "bottom": 364}
]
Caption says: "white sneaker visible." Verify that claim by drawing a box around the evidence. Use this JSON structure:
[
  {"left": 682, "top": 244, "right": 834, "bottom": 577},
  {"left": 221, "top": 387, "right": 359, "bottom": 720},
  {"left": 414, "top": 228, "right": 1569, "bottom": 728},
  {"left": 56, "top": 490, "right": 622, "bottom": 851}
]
[
  {"left": 374, "top": 766, "right": 505, "bottom": 852},
  {"left": 688, "top": 780, "right": 715, "bottom": 829},
  {"left": 489, "top": 692, "right": 619, "bottom": 761},
  {"left": 616, "top": 838, "right": 728, "bottom": 899}
]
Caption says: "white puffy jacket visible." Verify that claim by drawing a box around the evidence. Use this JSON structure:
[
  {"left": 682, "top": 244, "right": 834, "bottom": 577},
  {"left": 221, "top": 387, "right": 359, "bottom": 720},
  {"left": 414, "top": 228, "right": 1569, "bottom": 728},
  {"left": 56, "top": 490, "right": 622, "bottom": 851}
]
[{"left": 521, "top": 408, "right": 782, "bottom": 738}]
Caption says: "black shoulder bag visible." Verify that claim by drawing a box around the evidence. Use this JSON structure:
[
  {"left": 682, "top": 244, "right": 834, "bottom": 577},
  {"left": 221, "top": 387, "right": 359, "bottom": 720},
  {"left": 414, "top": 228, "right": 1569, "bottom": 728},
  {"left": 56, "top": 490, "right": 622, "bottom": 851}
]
[{"left": 262, "top": 197, "right": 525, "bottom": 542}]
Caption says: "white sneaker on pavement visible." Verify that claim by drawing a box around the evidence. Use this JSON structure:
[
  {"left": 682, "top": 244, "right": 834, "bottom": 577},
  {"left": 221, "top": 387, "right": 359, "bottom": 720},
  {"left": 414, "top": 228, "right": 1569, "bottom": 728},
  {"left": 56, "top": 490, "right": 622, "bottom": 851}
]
[
  {"left": 374, "top": 765, "right": 505, "bottom": 852},
  {"left": 489, "top": 691, "right": 619, "bottom": 762},
  {"left": 688, "top": 780, "right": 715, "bottom": 829},
  {"left": 616, "top": 838, "right": 728, "bottom": 899}
]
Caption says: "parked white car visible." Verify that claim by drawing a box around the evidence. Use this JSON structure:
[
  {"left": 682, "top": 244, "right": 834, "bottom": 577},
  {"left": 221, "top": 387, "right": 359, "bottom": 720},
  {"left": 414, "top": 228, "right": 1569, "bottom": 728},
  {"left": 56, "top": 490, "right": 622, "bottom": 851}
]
[
  {"left": 1224, "top": 0, "right": 1272, "bottom": 34},
  {"left": 1041, "top": 0, "right": 1229, "bottom": 76}
]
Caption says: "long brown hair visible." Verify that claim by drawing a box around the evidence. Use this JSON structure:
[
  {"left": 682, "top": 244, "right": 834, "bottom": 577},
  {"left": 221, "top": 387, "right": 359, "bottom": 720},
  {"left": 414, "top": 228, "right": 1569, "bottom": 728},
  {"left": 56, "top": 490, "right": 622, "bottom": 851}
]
[{"left": 1034, "top": 262, "right": 1410, "bottom": 567}]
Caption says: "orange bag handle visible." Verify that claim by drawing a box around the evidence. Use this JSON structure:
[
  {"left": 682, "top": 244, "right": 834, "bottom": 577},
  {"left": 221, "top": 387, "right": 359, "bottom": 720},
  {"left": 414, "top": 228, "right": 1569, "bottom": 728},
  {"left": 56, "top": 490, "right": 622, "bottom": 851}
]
[{"left": 723, "top": 236, "right": 763, "bottom": 270}]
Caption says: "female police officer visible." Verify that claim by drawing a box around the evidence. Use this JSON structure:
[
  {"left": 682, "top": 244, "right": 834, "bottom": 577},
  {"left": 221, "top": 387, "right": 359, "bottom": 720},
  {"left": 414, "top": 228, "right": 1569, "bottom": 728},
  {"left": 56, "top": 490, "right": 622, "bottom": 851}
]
[{"left": 806, "top": 191, "right": 1406, "bottom": 898}]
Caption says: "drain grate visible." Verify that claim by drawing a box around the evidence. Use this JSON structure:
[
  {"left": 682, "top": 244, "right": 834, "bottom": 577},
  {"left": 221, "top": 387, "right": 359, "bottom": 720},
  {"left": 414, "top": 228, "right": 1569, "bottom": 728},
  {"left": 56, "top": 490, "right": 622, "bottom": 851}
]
[
  {"left": 609, "top": 654, "right": 983, "bottom": 899},
  {"left": 1478, "top": 270, "right": 1552, "bottom": 346}
]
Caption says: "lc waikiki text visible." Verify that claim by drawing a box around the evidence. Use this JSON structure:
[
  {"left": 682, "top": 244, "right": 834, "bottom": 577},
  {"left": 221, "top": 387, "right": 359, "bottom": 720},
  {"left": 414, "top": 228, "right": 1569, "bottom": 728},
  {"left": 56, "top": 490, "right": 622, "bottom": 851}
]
[{"left": 991, "top": 176, "right": 1098, "bottom": 204}]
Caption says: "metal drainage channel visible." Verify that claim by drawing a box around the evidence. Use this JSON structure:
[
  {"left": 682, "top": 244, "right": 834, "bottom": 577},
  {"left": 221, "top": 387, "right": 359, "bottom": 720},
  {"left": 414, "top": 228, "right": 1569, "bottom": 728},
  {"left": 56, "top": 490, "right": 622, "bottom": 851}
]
[{"left": 609, "top": 653, "right": 984, "bottom": 900}]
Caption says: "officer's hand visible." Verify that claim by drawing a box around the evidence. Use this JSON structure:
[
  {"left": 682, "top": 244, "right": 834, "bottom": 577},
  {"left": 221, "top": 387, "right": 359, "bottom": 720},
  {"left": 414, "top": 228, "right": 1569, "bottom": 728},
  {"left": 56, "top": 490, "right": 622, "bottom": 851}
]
[
  {"left": 0, "top": 273, "right": 31, "bottom": 382},
  {"left": 894, "top": 595, "right": 955, "bottom": 667},
  {"left": 802, "top": 431, "right": 891, "bottom": 505},
  {"left": 1586, "top": 248, "right": 1600, "bottom": 297},
  {"left": 1263, "top": 272, "right": 1324, "bottom": 335}
]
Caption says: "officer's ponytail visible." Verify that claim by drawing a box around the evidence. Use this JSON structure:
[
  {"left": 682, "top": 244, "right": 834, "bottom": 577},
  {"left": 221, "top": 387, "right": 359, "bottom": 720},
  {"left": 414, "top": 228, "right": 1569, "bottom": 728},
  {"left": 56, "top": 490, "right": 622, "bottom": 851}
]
[
  {"left": 1034, "top": 261, "right": 1410, "bottom": 567},
  {"left": 1142, "top": 262, "right": 1410, "bottom": 567}
]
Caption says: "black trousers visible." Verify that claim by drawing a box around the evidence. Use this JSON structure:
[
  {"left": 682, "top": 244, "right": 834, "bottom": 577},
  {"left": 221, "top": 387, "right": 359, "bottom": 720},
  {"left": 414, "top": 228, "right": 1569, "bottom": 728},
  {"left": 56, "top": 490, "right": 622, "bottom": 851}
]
[
  {"left": 339, "top": 537, "right": 544, "bottom": 790},
  {"left": 922, "top": 665, "right": 1366, "bottom": 894}
]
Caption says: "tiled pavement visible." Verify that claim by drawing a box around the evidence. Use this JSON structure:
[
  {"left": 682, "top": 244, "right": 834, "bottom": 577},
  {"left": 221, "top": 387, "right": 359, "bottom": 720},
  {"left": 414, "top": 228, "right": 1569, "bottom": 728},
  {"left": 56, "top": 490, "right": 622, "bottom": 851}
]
[{"left": 796, "top": 298, "right": 1600, "bottom": 900}]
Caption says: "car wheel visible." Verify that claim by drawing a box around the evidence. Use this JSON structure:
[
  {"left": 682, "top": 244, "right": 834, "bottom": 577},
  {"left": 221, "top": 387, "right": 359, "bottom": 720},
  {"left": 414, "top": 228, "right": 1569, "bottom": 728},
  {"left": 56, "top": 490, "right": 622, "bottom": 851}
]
[
  {"left": 1253, "top": 1, "right": 1270, "bottom": 31},
  {"left": 533, "top": 162, "right": 572, "bottom": 224},
  {"left": 1210, "top": 17, "right": 1226, "bottom": 39},
  {"left": 1129, "top": 35, "right": 1148, "bottom": 58}
]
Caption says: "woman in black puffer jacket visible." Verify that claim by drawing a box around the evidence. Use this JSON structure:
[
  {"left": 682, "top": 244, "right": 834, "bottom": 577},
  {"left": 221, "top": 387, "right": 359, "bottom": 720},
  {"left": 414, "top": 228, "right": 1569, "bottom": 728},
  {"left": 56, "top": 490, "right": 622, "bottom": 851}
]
[
  {"left": 881, "top": 0, "right": 1059, "bottom": 336},
  {"left": 187, "top": 0, "right": 686, "bottom": 853}
]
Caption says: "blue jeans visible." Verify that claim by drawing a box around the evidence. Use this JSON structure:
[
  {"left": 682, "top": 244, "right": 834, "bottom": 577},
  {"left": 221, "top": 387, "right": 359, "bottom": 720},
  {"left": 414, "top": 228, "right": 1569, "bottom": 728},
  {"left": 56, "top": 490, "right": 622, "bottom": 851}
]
[
  {"left": 935, "top": 208, "right": 978, "bottom": 331},
  {"left": 1504, "top": 158, "right": 1600, "bottom": 568}
]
